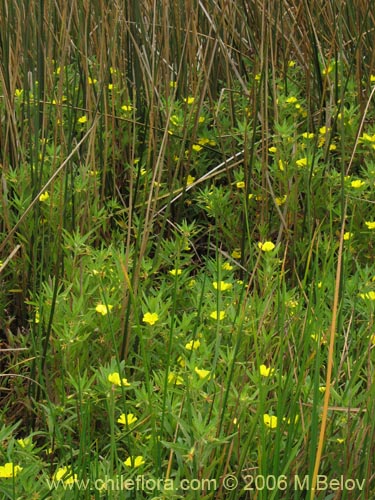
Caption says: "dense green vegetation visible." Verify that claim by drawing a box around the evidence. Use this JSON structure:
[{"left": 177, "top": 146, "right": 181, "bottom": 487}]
[{"left": 1, "top": 1, "right": 375, "bottom": 498}]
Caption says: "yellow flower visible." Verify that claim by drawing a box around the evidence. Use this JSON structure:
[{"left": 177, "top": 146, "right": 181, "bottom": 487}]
[
  {"left": 288, "top": 60, "right": 296, "bottom": 68},
  {"left": 259, "top": 364, "right": 275, "bottom": 377},
  {"left": 365, "top": 221, "right": 375, "bottom": 230},
  {"left": 296, "top": 157, "right": 308, "bottom": 167},
  {"left": 192, "top": 144, "right": 202, "bottom": 152},
  {"left": 329, "top": 143, "right": 337, "bottom": 151},
  {"left": 121, "top": 104, "right": 133, "bottom": 112},
  {"left": 370, "top": 335, "right": 375, "bottom": 345},
  {"left": 170, "top": 115, "right": 180, "bottom": 127},
  {"left": 231, "top": 249, "right": 241, "bottom": 259},
  {"left": 275, "top": 195, "right": 287, "bottom": 206},
  {"left": 198, "top": 137, "right": 210, "bottom": 145},
  {"left": 187, "top": 175, "right": 195, "bottom": 186},
  {"left": 236, "top": 181, "right": 245, "bottom": 189},
  {"left": 169, "top": 81, "right": 177, "bottom": 88},
  {"left": 268, "top": 146, "right": 277, "bottom": 153},
  {"left": 117, "top": 413, "right": 137, "bottom": 426},
  {"left": 278, "top": 159, "right": 285, "bottom": 171},
  {"left": 212, "top": 281, "right": 232, "bottom": 291},
  {"left": 263, "top": 414, "right": 278, "bottom": 429},
  {"left": 222, "top": 262, "right": 233, "bottom": 270},
  {"left": 108, "top": 83, "right": 113, "bottom": 90},
  {"left": 360, "top": 133, "right": 375, "bottom": 142},
  {"left": 185, "top": 339, "right": 201, "bottom": 350},
  {"left": 195, "top": 367, "right": 211, "bottom": 379},
  {"left": 254, "top": 73, "right": 261, "bottom": 81},
  {"left": 39, "top": 191, "right": 49, "bottom": 202},
  {"left": 371, "top": 75, "right": 375, "bottom": 84},
  {"left": 286, "top": 96, "right": 298, "bottom": 104},
  {"left": 198, "top": 116, "right": 205, "bottom": 123},
  {"left": 53, "top": 466, "right": 77, "bottom": 484},
  {"left": 183, "top": 96, "right": 195, "bottom": 104},
  {"left": 350, "top": 179, "right": 365, "bottom": 188},
  {"left": 0, "top": 462, "right": 23, "bottom": 478},
  {"left": 177, "top": 356, "right": 186, "bottom": 368},
  {"left": 169, "top": 269, "right": 182, "bottom": 276},
  {"left": 343, "top": 232, "right": 352, "bottom": 241},
  {"left": 336, "top": 438, "right": 345, "bottom": 444},
  {"left": 88, "top": 76, "right": 97, "bottom": 84},
  {"left": 14, "top": 89, "right": 23, "bottom": 98},
  {"left": 286, "top": 299, "right": 298, "bottom": 308},
  {"left": 95, "top": 303, "right": 113, "bottom": 315},
  {"left": 359, "top": 291, "right": 375, "bottom": 300},
  {"left": 302, "top": 132, "right": 314, "bottom": 139},
  {"left": 17, "top": 437, "right": 32, "bottom": 448},
  {"left": 319, "top": 386, "right": 326, "bottom": 393},
  {"left": 78, "top": 115, "right": 88, "bottom": 124},
  {"left": 210, "top": 310, "right": 226, "bottom": 320},
  {"left": 108, "top": 372, "right": 130, "bottom": 387},
  {"left": 322, "top": 64, "right": 333, "bottom": 76},
  {"left": 168, "top": 372, "right": 184, "bottom": 385},
  {"left": 319, "top": 126, "right": 330, "bottom": 135},
  {"left": 124, "top": 456, "right": 145, "bottom": 468},
  {"left": 258, "top": 241, "right": 275, "bottom": 252},
  {"left": 142, "top": 312, "right": 159, "bottom": 325}
]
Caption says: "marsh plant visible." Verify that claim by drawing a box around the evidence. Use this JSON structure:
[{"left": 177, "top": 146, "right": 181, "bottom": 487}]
[{"left": 1, "top": 1, "right": 375, "bottom": 499}]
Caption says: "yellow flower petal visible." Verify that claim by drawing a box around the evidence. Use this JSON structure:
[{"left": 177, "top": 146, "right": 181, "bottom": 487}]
[
  {"left": 17, "top": 437, "right": 32, "bottom": 448},
  {"left": 212, "top": 281, "right": 232, "bottom": 291},
  {"left": 39, "top": 191, "right": 49, "bottom": 202},
  {"left": 350, "top": 179, "right": 365, "bottom": 188},
  {"left": 121, "top": 104, "right": 133, "bottom": 112},
  {"left": 95, "top": 304, "right": 113, "bottom": 315},
  {"left": 0, "top": 462, "right": 23, "bottom": 478},
  {"left": 142, "top": 312, "right": 159, "bottom": 325},
  {"left": 263, "top": 414, "right": 277, "bottom": 429},
  {"left": 117, "top": 413, "right": 137, "bottom": 426},
  {"left": 169, "top": 269, "right": 182, "bottom": 276},
  {"left": 195, "top": 368, "right": 211, "bottom": 379},
  {"left": 185, "top": 339, "right": 201, "bottom": 350},
  {"left": 209, "top": 310, "right": 226, "bottom": 320},
  {"left": 108, "top": 372, "right": 130, "bottom": 386},
  {"left": 186, "top": 175, "right": 195, "bottom": 186},
  {"left": 124, "top": 456, "right": 145, "bottom": 468},
  {"left": 222, "top": 262, "right": 233, "bottom": 270},
  {"left": 258, "top": 241, "right": 275, "bottom": 252},
  {"left": 296, "top": 157, "right": 308, "bottom": 168},
  {"left": 259, "top": 364, "right": 275, "bottom": 377},
  {"left": 168, "top": 372, "right": 184, "bottom": 385}
]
